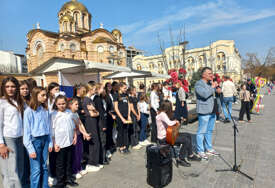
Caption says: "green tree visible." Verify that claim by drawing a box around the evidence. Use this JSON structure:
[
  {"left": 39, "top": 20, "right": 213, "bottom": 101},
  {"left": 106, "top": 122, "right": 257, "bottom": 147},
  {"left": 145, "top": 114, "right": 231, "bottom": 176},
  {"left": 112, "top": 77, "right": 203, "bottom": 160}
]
[{"left": 190, "top": 71, "right": 201, "bottom": 89}]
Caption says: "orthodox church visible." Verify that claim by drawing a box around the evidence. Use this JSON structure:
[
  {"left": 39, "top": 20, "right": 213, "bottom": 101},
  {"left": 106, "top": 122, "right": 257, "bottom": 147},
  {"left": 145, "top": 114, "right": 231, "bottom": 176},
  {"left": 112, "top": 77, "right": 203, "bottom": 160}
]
[{"left": 25, "top": 0, "right": 128, "bottom": 88}]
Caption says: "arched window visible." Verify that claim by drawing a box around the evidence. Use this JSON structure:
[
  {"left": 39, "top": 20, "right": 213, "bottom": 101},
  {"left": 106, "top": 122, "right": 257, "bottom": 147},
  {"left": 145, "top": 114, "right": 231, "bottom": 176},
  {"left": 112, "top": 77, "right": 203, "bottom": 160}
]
[
  {"left": 137, "top": 64, "right": 142, "bottom": 70},
  {"left": 73, "top": 12, "right": 79, "bottom": 27},
  {"left": 37, "top": 44, "right": 44, "bottom": 58},
  {"left": 97, "top": 45, "right": 104, "bottom": 53},
  {"left": 60, "top": 43, "right": 65, "bottom": 52},
  {"left": 63, "top": 22, "right": 68, "bottom": 32},
  {"left": 70, "top": 43, "right": 76, "bottom": 52}
]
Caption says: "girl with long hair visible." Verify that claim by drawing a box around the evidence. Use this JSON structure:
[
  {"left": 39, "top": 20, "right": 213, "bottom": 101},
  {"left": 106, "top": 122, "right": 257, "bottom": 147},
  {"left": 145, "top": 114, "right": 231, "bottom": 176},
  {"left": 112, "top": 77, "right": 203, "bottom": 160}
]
[
  {"left": 93, "top": 83, "right": 109, "bottom": 164},
  {"left": 23, "top": 87, "right": 53, "bottom": 188},
  {"left": 69, "top": 98, "right": 91, "bottom": 179},
  {"left": 51, "top": 95, "right": 78, "bottom": 187},
  {"left": 128, "top": 86, "right": 142, "bottom": 150},
  {"left": 104, "top": 82, "right": 116, "bottom": 155},
  {"left": 150, "top": 83, "right": 159, "bottom": 143},
  {"left": 47, "top": 82, "right": 60, "bottom": 186},
  {"left": 137, "top": 93, "right": 150, "bottom": 146},
  {"left": 0, "top": 76, "right": 25, "bottom": 187},
  {"left": 156, "top": 100, "right": 201, "bottom": 167},
  {"left": 113, "top": 82, "right": 131, "bottom": 154},
  {"left": 19, "top": 80, "right": 31, "bottom": 105},
  {"left": 82, "top": 82, "right": 101, "bottom": 172},
  {"left": 47, "top": 82, "right": 60, "bottom": 112}
]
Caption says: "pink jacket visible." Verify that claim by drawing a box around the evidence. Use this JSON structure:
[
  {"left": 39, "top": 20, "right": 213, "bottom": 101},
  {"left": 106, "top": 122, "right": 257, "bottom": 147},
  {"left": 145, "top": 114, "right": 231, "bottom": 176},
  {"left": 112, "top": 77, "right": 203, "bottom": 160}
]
[{"left": 156, "top": 112, "right": 177, "bottom": 140}]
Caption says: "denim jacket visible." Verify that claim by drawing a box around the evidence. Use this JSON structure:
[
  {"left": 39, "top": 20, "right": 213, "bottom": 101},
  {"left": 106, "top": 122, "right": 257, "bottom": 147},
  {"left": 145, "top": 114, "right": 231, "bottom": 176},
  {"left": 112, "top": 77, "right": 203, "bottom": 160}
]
[{"left": 195, "top": 79, "right": 215, "bottom": 115}]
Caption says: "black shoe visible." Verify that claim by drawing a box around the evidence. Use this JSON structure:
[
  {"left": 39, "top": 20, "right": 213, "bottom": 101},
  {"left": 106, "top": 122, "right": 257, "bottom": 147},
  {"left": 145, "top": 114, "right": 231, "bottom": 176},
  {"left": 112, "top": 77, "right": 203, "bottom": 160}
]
[
  {"left": 224, "top": 119, "right": 230, "bottom": 123},
  {"left": 103, "top": 159, "right": 110, "bottom": 165},
  {"left": 177, "top": 159, "right": 191, "bottom": 167},
  {"left": 187, "top": 155, "right": 202, "bottom": 162},
  {"left": 52, "top": 183, "right": 66, "bottom": 188},
  {"left": 124, "top": 148, "right": 131, "bottom": 154},
  {"left": 66, "top": 180, "right": 79, "bottom": 187}
]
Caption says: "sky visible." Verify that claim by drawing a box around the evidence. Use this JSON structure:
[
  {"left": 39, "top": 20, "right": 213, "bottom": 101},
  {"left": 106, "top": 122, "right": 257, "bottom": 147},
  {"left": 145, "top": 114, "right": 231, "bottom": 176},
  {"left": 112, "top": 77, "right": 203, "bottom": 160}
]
[{"left": 0, "top": 0, "right": 274, "bottom": 59}]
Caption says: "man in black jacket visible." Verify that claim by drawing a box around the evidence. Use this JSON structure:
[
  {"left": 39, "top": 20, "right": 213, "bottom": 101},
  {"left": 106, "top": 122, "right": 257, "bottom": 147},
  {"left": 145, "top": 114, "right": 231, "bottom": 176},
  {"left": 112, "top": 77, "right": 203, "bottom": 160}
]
[{"left": 246, "top": 79, "right": 256, "bottom": 111}]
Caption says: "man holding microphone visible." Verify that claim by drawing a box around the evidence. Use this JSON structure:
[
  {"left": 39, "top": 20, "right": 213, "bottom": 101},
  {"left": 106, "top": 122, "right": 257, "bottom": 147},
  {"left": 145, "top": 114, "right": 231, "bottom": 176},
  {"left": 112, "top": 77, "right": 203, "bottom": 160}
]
[{"left": 195, "top": 67, "right": 221, "bottom": 160}]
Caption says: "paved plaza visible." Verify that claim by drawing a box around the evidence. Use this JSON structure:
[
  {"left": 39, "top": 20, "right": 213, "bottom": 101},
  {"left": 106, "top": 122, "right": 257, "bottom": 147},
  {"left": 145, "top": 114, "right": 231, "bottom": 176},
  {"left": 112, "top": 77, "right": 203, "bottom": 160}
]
[
  {"left": 0, "top": 91, "right": 274, "bottom": 188},
  {"left": 75, "top": 91, "right": 275, "bottom": 188}
]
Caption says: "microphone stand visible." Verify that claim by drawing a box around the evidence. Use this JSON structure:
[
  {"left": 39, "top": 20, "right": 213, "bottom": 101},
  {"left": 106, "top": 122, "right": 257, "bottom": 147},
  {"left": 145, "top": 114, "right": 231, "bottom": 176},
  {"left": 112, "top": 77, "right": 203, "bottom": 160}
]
[{"left": 215, "top": 104, "right": 254, "bottom": 181}]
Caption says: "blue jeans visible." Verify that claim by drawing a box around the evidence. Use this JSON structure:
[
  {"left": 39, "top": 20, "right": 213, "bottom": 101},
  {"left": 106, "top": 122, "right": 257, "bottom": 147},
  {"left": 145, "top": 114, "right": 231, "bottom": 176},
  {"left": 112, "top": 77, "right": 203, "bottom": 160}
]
[
  {"left": 196, "top": 114, "right": 216, "bottom": 153},
  {"left": 140, "top": 113, "right": 149, "bottom": 142},
  {"left": 29, "top": 135, "right": 50, "bottom": 188},
  {"left": 222, "top": 97, "right": 234, "bottom": 120}
]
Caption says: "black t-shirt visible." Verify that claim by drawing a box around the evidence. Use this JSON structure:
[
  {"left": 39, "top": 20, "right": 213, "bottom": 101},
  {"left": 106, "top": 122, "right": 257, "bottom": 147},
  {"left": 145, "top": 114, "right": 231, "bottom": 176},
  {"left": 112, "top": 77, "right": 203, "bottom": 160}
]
[
  {"left": 75, "top": 96, "right": 85, "bottom": 122},
  {"left": 129, "top": 96, "right": 138, "bottom": 113},
  {"left": 113, "top": 93, "right": 129, "bottom": 118}
]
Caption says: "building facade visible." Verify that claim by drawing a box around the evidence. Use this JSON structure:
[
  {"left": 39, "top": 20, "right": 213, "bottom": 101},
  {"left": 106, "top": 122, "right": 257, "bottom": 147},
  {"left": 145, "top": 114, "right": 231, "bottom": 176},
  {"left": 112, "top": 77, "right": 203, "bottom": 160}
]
[
  {"left": 132, "top": 40, "right": 242, "bottom": 87},
  {"left": 25, "top": 0, "right": 127, "bottom": 86},
  {"left": 0, "top": 50, "right": 28, "bottom": 74}
]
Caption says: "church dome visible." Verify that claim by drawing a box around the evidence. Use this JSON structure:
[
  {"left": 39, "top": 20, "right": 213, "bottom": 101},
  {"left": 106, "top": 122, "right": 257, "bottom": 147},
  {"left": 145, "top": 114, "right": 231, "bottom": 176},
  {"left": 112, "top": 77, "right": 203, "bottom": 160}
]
[{"left": 60, "top": 0, "right": 89, "bottom": 13}]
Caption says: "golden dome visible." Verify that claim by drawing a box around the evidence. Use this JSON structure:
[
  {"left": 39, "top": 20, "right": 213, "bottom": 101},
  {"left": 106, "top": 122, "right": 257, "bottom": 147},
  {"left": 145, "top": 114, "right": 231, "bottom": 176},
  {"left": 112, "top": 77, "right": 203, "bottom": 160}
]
[
  {"left": 112, "top": 29, "right": 121, "bottom": 36},
  {"left": 60, "top": 0, "right": 89, "bottom": 13}
]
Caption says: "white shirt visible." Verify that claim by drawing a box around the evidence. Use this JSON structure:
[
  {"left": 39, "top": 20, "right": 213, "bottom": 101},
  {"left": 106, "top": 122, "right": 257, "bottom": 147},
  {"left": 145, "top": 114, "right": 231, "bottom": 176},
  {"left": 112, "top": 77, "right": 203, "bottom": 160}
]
[
  {"left": 163, "top": 87, "right": 172, "bottom": 102},
  {"left": 48, "top": 99, "right": 54, "bottom": 113},
  {"left": 51, "top": 109, "right": 75, "bottom": 148},
  {"left": 138, "top": 101, "right": 149, "bottom": 114},
  {"left": 222, "top": 80, "right": 237, "bottom": 98},
  {"left": 0, "top": 99, "right": 23, "bottom": 144},
  {"left": 150, "top": 91, "right": 159, "bottom": 112}
]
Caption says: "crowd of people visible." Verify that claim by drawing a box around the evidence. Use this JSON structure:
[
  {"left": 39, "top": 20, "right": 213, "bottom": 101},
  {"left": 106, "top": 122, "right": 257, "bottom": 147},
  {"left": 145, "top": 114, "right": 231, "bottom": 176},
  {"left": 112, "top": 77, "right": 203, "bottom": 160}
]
[{"left": 0, "top": 67, "right": 272, "bottom": 188}]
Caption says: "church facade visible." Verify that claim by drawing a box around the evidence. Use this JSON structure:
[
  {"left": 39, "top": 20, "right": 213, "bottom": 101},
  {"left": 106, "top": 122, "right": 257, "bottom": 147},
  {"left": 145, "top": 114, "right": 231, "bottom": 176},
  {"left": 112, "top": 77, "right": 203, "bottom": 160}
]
[{"left": 25, "top": 0, "right": 127, "bottom": 86}]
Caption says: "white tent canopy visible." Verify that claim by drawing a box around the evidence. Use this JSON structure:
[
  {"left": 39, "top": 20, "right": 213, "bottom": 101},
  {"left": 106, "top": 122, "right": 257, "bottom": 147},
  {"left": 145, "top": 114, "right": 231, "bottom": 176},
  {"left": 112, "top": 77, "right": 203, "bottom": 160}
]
[{"left": 103, "top": 69, "right": 170, "bottom": 79}]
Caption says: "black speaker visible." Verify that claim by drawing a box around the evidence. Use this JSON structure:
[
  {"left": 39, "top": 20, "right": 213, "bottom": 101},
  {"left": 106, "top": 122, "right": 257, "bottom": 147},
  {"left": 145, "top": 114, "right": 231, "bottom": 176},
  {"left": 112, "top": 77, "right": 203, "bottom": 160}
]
[{"left": 146, "top": 144, "right": 173, "bottom": 188}]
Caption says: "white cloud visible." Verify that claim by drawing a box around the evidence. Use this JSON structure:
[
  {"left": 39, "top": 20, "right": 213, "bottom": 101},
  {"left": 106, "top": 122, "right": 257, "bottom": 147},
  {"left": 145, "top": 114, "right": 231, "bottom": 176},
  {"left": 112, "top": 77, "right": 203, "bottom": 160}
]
[{"left": 117, "top": 0, "right": 275, "bottom": 52}]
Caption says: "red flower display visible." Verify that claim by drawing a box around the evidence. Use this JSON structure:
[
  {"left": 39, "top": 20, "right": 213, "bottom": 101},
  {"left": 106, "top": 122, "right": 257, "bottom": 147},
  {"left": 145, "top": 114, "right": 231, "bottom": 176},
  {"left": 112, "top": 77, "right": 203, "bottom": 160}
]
[
  {"left": 170, "top": 71, "right": 178, "bottom": 81},
  {"left": 179, "top": 68, "right": 187, "bottom": 74}
]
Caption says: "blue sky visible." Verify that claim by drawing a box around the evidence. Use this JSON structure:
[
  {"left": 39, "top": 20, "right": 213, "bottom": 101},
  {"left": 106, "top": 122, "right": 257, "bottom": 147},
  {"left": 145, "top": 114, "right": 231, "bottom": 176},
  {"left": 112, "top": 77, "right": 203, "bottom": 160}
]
[{"left": 0, "top": 0, "right": 274, "bottom": 59}]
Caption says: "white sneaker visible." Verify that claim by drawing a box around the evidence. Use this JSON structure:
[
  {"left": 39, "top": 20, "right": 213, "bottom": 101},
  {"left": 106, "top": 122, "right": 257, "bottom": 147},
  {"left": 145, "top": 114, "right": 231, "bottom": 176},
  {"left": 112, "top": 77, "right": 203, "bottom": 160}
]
[
  {"left": 144, "top": 140, "right": 151, "bottom": 145},
  {"left": 48, "top": 177, "right": 53, "bottom": 186},
  {"left": 206, "top": 149, "right": 220, "bottom": 156},
  {"left": 132, "top": 144, "right": 142, "bottom": 150},
  {"left": 198, "top": 152, "right": 209, "bottom": 160},
  {"left": 80, "top": 169, "right": 88, "bottom": 175},
  {"left": 85, "top": 165, "right": 100, "bottom": 172},
  {"left": 139, "top": 141, "right": 147, "bottom": 146},
  {"left": 75, "top": 173, "right": 82, "bottom": 179},
  {"left": 48, "top": 177, "right": 57, "bottom": 186},
  {"left": 97, "top": 164, "right": 104, "bottom": 169}
]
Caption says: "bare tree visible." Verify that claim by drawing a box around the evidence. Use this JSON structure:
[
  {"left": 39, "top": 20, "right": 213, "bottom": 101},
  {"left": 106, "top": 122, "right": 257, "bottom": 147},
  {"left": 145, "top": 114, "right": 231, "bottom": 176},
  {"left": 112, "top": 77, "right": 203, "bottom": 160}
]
[{"left": 243, "top": 47, "right": 275, "bottom": 79}]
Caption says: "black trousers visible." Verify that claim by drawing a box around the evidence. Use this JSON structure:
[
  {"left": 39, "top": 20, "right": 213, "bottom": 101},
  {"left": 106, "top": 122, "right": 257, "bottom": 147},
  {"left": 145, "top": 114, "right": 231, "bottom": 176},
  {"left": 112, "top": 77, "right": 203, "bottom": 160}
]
[
  {"left": 106, "top": 114, "right": 115, "bottom": 150},
  {"left": 55, "top": 145, "right": 73, "bottom": 186},
  {"left": 116, "top": 117, "right": 129, "bottom": 148},
  {"left": 159, "top": 133, "right": 193, "bottom": 160},
  {"left": 150, "top": 108, "right": 158, "bottom": 143},
  {"left": 87, "top": 133, "right": 100, "bottom": 166},
  {"left": 49, "top": 151, "right": 56, "bottom": 177},
  {"left": 99, "top": 129, "right": 107, "bottom": 163},
  {"left": 239, "top": 101, "right": 251, "bottom": 121},
  {"left": 129, "top": 115, "right": 139, "bottom": 147}
]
